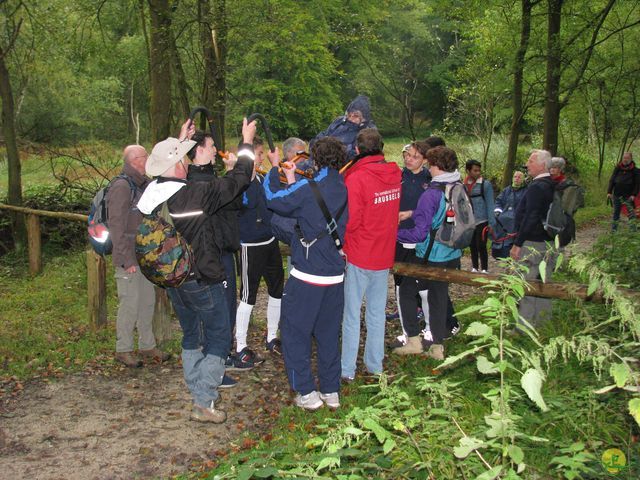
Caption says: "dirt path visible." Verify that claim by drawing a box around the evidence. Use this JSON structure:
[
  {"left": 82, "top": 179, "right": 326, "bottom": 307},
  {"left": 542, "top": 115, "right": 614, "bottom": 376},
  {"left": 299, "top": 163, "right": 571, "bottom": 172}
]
[{"left": 0, "top": 220, "right": 608, "bottom": 480}]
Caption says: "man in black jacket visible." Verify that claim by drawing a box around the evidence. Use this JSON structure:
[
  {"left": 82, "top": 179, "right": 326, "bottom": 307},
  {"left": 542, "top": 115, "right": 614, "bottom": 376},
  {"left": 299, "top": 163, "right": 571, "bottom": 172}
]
[
  {"left": 607, "top": 152, "right": 639, "bottom": 231},
  {"left": 511, "top": 149, "right": 555, "bottom": 327},
  {"left": 137, "top": 118, "right": 256, "bottom": 423}
]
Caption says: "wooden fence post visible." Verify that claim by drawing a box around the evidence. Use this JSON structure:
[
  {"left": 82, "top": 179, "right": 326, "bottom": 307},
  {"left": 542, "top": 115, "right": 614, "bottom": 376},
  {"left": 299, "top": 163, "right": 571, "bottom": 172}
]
[
  {"left": 26, "top": 213, "right": 42, "bottom": 275},
  {"left": 152, "top": 287, "right": 173, "bottom": 345},
  {"left": 87, "top": 248, "right": 107, "bottom": 328}
]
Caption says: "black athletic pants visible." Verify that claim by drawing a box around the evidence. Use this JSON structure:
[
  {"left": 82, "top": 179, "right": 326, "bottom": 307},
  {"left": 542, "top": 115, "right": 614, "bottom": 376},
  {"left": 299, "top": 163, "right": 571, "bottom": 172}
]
[{"left": 470, "top": 222, "right": 489, "bottom": 271}]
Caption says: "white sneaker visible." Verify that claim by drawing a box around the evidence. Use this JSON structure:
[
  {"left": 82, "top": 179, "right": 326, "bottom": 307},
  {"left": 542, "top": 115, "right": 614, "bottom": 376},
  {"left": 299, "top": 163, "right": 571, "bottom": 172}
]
[
  {"left": 481, "top": 269, "right": 489, "bottom": 274},
  {"left": 422, "top": 330, "right": 434, "bottom": 342},
  {"left": 319, "top": 392, "right": 340, "bottom": 409},
  {"left": 471, "top": 268, "right": 478, "bottom": 273},
  {"left": 294, "top": 391, "right": 323, "bottom": 411}
]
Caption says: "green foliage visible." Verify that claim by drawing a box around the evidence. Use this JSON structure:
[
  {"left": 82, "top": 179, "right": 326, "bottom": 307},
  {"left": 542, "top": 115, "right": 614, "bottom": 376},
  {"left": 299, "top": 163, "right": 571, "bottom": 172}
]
[{"left": 589, "top": 227, "right": 640, "bottom": 288}]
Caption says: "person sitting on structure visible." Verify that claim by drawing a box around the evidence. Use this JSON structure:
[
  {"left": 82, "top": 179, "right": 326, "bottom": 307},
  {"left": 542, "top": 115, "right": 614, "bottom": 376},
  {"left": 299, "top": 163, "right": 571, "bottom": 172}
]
[{"left": 310, "top": 94, "right": 376, "bottom": 160}]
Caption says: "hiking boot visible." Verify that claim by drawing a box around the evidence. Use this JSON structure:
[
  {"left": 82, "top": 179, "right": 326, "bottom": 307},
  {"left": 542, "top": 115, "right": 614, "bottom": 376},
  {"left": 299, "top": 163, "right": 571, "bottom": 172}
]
[
  {"left": 319, "top": 392, "right": 340, "bottom": 409},
  {"left": 265, "top": 337, "right": 282, "bottom": 355},
  {"left": 139, "top": 347, "right": 171, "bottom": 363},
  {"left": 115, "top": 351, "right": 142, "bottom": 368},
  {"left": 191, "top": 401, "right": 227, "bottom": 423},
  {"left": 393, "top": 336, "right": 423, "bottom": 355},
  {"left": 226, "top": 348, "right": 262, "bottom": 371},
  {"left": 424, "top": 344, "right": 445, "bottom": 361},
  {"left": 294, "top": 391, "right": 323, "bottom": 411},
  {"left": 219, "top": 374, "right": 237, "bottom": 389}
]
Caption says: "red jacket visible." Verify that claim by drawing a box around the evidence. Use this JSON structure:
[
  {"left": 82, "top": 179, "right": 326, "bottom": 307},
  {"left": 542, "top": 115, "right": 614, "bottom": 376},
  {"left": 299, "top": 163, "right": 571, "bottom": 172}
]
[{"left": 343, "top": 154, "right": 401, "bottom": 269}]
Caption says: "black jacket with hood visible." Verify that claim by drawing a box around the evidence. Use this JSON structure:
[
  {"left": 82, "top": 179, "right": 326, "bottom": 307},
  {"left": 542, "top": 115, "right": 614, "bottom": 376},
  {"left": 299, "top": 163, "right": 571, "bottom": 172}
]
[{"left": 137, "top": 147, "right": 254, "bottom": 284}]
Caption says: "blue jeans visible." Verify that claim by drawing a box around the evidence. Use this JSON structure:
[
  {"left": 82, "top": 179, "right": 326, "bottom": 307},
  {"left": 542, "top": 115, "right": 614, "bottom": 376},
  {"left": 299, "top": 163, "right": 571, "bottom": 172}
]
[
  {"left": 341, "top": 263, "right": 389, "bottom": 378},
  {"left": 612, "top": 195, "right": 637, "bottom": 231},
  {"left": 167, "top": 280, "right": 230, "bottom": 407}
]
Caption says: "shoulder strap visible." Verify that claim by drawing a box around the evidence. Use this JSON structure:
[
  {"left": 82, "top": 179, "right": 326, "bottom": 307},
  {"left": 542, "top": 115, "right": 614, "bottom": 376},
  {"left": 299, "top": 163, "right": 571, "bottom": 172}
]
[
  {"left": 307, "top": 179, "right": 345, "bottom": 252},
  {"left": 422, "top": 183, "right": 448, "bottom": 263}
]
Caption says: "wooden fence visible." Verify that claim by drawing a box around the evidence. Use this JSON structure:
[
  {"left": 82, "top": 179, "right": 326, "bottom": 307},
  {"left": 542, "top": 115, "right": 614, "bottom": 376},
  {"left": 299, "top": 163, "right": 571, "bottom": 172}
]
[{"left": 0, "top": 203, "right": 637, "bottom": 332}]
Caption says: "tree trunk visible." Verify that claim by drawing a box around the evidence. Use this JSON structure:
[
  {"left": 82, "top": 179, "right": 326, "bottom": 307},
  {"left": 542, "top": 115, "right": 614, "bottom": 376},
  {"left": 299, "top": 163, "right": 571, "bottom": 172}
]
[
  {"left": 0, "top": 44, "right": 25, "bottom": 251},
  {"left": 199, "top": 0, "right": 227, "bottom": 150},
  {"left": 542, "top": 0, "right": 563, "bottom": 155},
  {"left": 503, "top": 0, "right": 533, "bottom": 188},
  {"left": 147, "top": 0, "right": 173, "bottom": 143},
  {"left": 169, "top": 28, "right": 191, "bottom": 120}
]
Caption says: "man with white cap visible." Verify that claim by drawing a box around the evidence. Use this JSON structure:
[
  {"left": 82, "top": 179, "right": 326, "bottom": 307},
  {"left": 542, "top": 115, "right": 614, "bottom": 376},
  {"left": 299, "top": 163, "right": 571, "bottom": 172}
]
[{"left": 137, "top": 118, "right": 256, "bottom": 423}]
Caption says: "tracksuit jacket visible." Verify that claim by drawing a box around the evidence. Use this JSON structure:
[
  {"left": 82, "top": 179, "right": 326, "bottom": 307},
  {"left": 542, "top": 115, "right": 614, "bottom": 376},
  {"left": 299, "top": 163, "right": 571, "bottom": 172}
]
[
  {"left": 136, "top": 147, "right": 254, "bottom": 284},
  {"left": 399, "top": 167, "right": 431, "bottom": 230},
  {"left": 238, "top": 174, "right": 275, "bottom": 243},
  {"left": 343, "top": 153, "right": 402, "bottom": 270},
  {"left": 264, "top": 166, "right": 348, "bottom": 282}
]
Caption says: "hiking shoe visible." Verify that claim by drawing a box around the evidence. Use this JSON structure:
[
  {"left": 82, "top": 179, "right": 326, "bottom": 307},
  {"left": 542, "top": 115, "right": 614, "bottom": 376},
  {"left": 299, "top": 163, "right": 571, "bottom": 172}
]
[
  {"left": 393, "top": 335, "right": 423, "bottom": 355},
  {"left": 417, "top": 308, "right": 424, "bottom": 320},
  {"left": 294, "top": 391, "right": 323, "bottom": 411},
  {"left": 115, "top": 351, "right": 142, "bottom": 368},
  {"left": 341, "top": 376, "right": 355, "bottom": 384},
  {"left": 219, "top": 374, "right": 237, "bottom": 389},
  {"left": 265, "top": 337, "right": 282, "bottom": 355},
  {"left": 424, "top": 344, "right": 445, "bottom": 361},
  {"left": 139, "top": 347, "right": 171, "bottom": 363},
  {"left": 320, "top": 392, "right": 340, "bottom": 409},
  {"left": 226, "top": 348, "right": 263, "bottom": 371},
  {"left": 191, "top": 401, "right": 227, "bottom": 423},
  {"left": 385, "top": 311, "right": 400, "bottom": 320}
]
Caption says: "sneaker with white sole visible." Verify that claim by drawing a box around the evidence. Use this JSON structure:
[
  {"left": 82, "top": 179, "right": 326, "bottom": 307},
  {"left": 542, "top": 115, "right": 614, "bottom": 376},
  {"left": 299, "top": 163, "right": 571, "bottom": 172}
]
[
  {"left": 218, "top": 374, "right": 237, "bottom": 389},
  {"left": 471, "top": 268, "right": 478, "bottom": 273},
  {"left": 320, "top": 392, "right": 340, "bottom": 409},
  {"left": 294, "top": 391, "right": 323, "bottom": 411}
]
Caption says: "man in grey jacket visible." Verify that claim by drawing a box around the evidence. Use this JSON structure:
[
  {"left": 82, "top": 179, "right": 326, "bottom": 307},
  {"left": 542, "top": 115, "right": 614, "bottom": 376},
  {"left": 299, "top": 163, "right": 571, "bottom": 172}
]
[{"left": 107, "top": 145, "right": 169, "bottom": 368}]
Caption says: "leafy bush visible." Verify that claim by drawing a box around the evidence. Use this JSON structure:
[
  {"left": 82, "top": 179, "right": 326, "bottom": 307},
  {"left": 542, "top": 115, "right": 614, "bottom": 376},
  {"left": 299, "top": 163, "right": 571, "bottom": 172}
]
[{"left": 589, "top": 227, "right": 640, "bottom": 288}]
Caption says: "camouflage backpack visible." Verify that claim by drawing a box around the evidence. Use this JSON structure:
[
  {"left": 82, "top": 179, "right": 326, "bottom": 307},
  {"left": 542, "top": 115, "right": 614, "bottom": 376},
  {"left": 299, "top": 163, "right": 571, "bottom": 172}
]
[{"left": 135, "top": 202, "right": 193, "bottom": 288}]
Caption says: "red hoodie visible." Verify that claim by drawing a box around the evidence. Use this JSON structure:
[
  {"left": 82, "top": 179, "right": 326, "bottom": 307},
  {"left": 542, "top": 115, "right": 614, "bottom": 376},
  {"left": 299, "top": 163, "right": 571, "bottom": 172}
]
[{"left": 343, "top": 154, "right": 402, "bottom": 269}]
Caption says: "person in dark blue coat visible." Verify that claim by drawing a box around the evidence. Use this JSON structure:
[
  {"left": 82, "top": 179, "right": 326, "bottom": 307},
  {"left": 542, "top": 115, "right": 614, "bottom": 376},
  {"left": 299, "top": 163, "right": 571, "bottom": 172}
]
[
  {"left": 264, "top": 137, "right": 349, "bottom": 411},
  {"left": 491, "top": 170, "right": 527, "bottom": 259},
  {"left": 310, "top": 95, "right": 376, "bottom": 160}
]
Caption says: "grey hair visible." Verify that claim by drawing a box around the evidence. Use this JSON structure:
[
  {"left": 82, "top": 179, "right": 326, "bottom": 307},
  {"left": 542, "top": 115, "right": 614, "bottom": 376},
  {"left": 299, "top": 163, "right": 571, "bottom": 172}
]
[
  {"left": 550, "top": 156, "right": 566, "bottom": 172},
  {"left": 531, "top": 149, "right": 552, "bottom": 171},
  {"left": 282, "top": 137, "right": 307, "bottom": 161}
]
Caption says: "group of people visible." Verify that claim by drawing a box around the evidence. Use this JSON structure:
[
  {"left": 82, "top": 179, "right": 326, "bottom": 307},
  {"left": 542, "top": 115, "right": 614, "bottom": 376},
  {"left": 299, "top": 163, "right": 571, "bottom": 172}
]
[{"left": 103, "top": 94, "right": 636, "bottom": 424}]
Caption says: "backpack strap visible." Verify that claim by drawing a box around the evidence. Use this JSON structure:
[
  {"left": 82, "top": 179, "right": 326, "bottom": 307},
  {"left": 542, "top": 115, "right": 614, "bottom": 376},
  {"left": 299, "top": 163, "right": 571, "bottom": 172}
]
[
  {"left": 422, "top": 183, "right": 447, "bottom": 263},
  {"left": 306, "top": 178, "right": 346, "bottom": 252}
]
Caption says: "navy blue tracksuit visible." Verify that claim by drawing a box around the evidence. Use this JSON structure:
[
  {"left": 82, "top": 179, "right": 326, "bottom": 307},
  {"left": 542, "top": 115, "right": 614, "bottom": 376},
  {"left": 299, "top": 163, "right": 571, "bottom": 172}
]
[{"left": 264, "top": 166, "right": 348, "bottom": 395}]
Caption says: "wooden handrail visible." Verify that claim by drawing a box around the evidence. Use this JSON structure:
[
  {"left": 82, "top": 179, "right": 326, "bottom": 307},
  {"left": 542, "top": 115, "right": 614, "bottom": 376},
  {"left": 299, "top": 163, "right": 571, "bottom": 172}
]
[
  {"left": 2, "top": 204, "right": 637, "bottom": 308},
  {"left": 0, "top": 203, "right": 88, "bottom": 222}
]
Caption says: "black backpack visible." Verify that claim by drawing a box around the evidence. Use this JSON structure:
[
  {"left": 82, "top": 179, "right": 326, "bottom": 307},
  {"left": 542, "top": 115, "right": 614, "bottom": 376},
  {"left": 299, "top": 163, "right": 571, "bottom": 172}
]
[
  {"left": 542, "top": 184, "right": 574, "bottom": 247},
  {"left": 87, "top": 174, "right": 137, "bottom": 256}
]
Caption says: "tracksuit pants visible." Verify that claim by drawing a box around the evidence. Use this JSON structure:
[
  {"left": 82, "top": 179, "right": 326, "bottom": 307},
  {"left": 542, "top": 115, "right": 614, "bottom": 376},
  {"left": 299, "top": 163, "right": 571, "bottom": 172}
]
[{"left": 280, "top": 276, "right": 343, "bottom": 396}]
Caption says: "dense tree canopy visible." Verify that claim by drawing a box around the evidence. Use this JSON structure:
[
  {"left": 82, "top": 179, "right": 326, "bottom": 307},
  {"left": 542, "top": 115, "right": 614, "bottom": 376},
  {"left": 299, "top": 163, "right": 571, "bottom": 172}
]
[{"left": 0, "top": 0, "right": 638, "bottom": 156}]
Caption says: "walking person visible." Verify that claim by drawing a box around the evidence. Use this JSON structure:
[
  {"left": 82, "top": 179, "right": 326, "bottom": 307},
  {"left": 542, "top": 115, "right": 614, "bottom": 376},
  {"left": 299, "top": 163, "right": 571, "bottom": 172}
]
[{"left": 607, "top": 152, "right": 639, "bottom": 231}]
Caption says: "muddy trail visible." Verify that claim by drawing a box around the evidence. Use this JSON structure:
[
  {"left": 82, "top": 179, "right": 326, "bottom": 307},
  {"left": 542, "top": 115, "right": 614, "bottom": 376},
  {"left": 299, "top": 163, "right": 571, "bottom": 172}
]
[{"left": 0, "top": 219, "right": 609, "bottom": 480}]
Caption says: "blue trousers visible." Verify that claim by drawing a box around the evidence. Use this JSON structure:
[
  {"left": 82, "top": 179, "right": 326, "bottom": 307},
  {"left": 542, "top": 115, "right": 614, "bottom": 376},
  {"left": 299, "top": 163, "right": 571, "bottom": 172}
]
[{"left": 280, "top": 277, "right": 343, "bottom": 396}]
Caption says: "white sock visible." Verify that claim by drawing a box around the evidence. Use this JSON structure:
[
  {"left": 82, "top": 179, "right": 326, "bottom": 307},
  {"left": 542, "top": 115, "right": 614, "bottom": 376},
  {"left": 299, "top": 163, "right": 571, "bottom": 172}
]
[
  {"left": 266, "top": 296, "right": 281, "bottom": 342},
  {"left": 419, "top": 289, "right": 430, "bottom": 331},
  {"left": 235, "top": 301, "right": 253, "bottom": 352}
]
